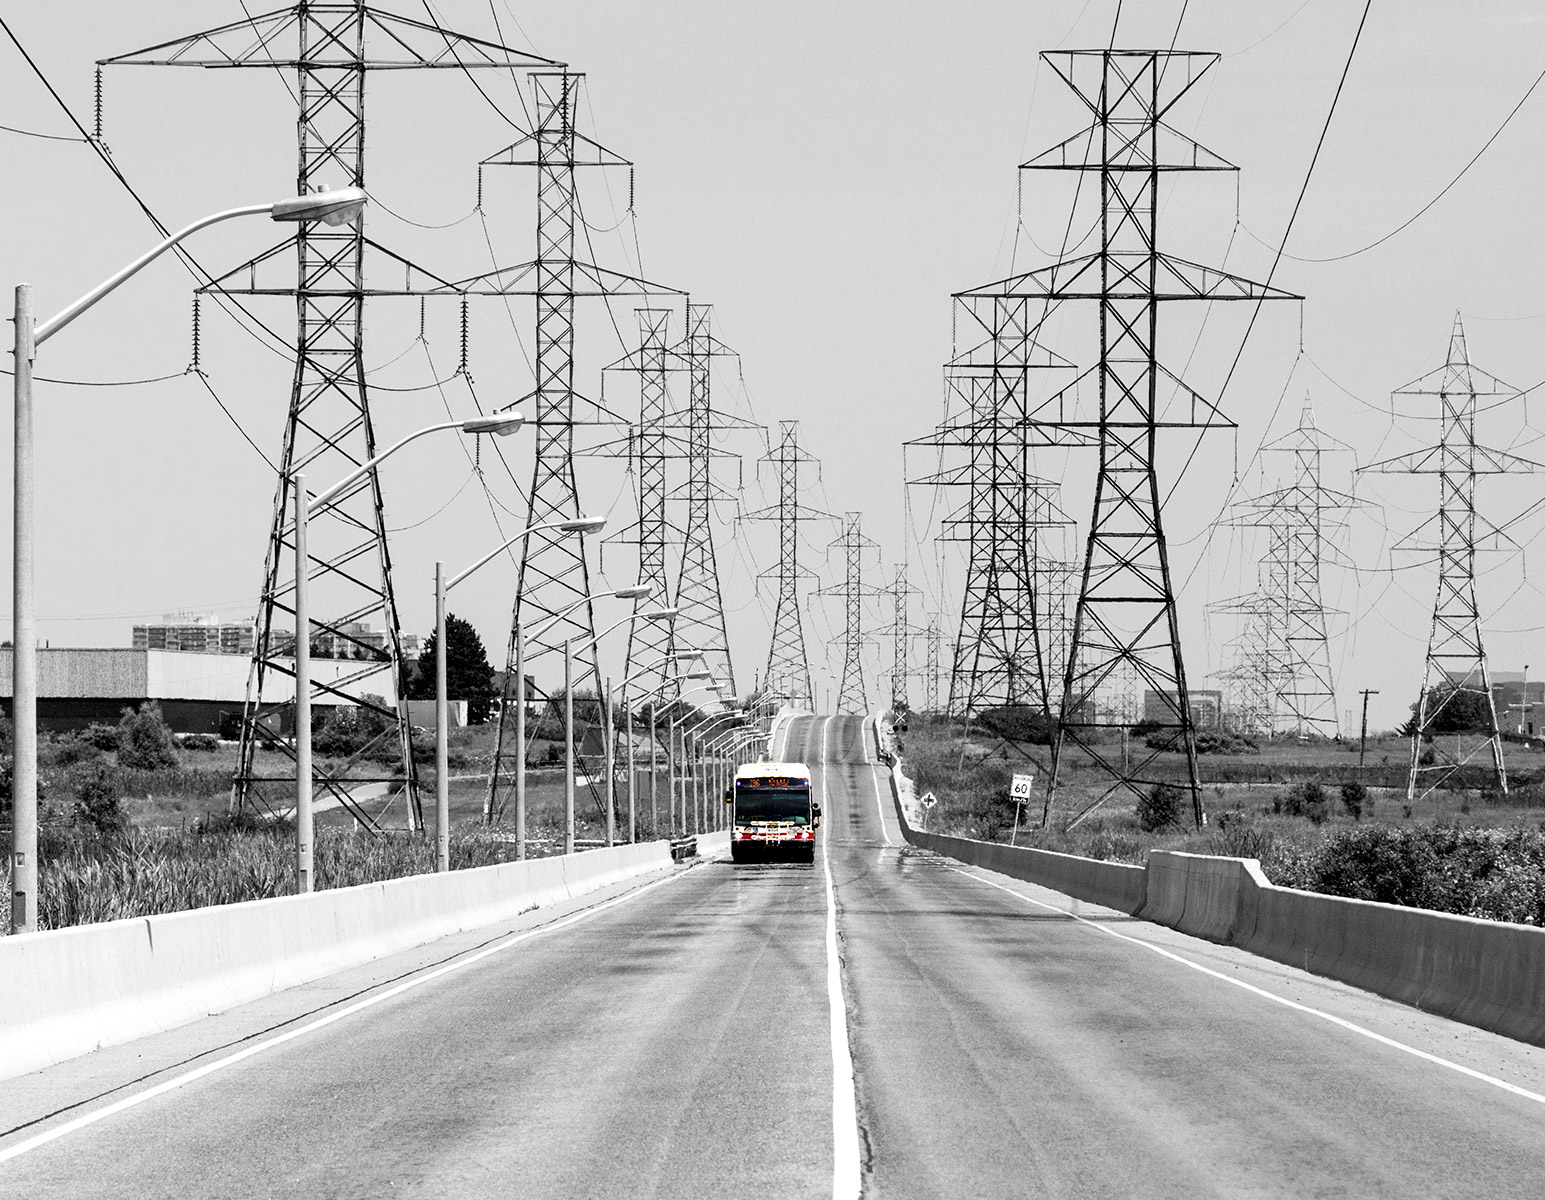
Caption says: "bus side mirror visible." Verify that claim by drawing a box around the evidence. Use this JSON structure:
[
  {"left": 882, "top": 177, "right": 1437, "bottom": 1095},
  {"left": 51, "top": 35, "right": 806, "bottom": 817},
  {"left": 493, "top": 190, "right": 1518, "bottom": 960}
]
[
  {"left": 722, "top": 789, "right": 733, "bottom": 804},
  {"left": 813, "top": 802, "right": 822, "bottom": 829}
]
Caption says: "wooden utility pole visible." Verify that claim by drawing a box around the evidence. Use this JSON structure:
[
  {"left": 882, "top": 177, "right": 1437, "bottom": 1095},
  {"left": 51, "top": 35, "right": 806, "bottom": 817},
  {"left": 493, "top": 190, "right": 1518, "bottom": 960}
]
[{"left": 1359, "top": 689, "right": 1380, "bottom": 767}]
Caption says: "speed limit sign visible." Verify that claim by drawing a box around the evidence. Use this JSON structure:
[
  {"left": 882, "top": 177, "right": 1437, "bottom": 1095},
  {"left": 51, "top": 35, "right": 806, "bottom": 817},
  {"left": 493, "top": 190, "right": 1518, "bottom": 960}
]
[{"left": 1010, "top": 774, "right": 1034, "bottom": 800}]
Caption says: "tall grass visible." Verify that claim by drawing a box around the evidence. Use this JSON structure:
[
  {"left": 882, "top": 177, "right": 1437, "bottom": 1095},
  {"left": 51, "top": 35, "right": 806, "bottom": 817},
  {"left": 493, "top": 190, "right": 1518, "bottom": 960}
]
[{"left": 0, "top": 823, "right": 558, "bottom": 931}]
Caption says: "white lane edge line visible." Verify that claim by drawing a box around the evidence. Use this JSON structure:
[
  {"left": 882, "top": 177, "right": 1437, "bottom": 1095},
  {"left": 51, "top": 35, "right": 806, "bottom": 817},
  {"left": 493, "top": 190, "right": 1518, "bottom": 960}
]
[
  {"left": 0, "top": 866, "right": 693, "bottom": 1166},
  {"left": 823, "top": 716, "right": 863, "bottom": 1200},
  {"left": 859, "top": 715, "right": 894, "bottom": 849},
  {"left": 939, "top": 862, "right": 1545, "bottom": 1109}
]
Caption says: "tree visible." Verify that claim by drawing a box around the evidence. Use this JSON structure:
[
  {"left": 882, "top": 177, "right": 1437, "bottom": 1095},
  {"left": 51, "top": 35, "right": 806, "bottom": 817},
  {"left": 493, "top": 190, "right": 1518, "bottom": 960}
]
[
  {"left": 1401, "top": 686, "right": 1495, "bottom": 737},
  {"left": 410, "top": 614, "right": 496, "bottom": 725},
  {"left": 117, "top": 701, "right": 179, "bottom": 770}
]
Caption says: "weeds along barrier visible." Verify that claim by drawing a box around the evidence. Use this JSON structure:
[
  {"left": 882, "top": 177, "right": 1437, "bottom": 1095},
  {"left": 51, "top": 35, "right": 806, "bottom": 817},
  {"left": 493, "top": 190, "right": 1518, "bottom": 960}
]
[
  {"left": 0, "top": 840, "right": 676, "bottom": 1083},
  {"left": 880, "top": 723, "right": 1545, "bottom": 1049}
]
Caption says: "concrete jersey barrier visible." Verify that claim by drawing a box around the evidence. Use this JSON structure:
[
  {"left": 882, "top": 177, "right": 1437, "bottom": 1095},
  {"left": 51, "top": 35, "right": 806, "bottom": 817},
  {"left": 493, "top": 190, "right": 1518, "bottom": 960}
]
[
  {"left": 881, "top": 718, "right": 1545, "bottom": 1049},
  {"left": 0, "top": 839, "right": 675, "bottom": 1083}
]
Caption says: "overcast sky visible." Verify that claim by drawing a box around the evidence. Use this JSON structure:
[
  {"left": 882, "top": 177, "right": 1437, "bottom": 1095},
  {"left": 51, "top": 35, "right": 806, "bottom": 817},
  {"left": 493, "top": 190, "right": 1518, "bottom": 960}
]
[{"left": 3, "top": 1, "right": 1544, "bottom": 731}]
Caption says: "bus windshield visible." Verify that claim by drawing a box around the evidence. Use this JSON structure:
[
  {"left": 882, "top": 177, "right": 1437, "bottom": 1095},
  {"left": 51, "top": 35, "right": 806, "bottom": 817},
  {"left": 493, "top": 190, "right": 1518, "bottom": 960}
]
[{"left": 735, "top": 786, "right": 810, "bottom": 825}]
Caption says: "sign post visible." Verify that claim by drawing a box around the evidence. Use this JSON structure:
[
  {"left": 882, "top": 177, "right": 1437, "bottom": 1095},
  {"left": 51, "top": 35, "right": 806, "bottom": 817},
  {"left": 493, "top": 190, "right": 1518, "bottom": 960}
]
[
  {"left": 920, "top": 790, "right": 937, "bottom": 832},
  {"left": 1009, "top": 773, "right": 1035, "bottom": 846}
]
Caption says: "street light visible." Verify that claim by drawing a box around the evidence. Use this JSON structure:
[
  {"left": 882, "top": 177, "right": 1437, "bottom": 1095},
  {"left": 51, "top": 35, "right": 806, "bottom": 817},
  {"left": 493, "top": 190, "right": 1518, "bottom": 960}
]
[
  {"left": 700, "top": 727, "right": 745, "bottom": 829},
  {"left": 488, "top": 580, "right": 654, "bottom": 853},
  {"left": 615, "top": 650, "right": 702, "bottom": 843},
  {"left": 432, "top": 515, "right": 603, "bottom": 874},
  {"left": 664, "top": 684, "right": 725, "bottom": 836},
  {"left": 565, "top": 605, "right": 678, "bottom": 848},
  {"left": 10, "top": 186, "right": 368, "bottom": 934},
  {"left": 631, "top": 673, "right": 718, "bottom": 838},
  {"left": 293, "top": 414, "right": 522, "bottom": 891},
  {"left": 689, "top": 710, "right": 745, "bottom": 832}
]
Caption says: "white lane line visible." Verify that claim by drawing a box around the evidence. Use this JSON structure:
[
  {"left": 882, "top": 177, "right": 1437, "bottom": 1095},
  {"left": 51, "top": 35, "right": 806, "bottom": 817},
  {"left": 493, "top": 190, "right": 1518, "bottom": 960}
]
[
  {"left": 822, "top": 722, "right": 863, "bottom": 1200},
  {"left": 859, "top": 715, "right": 893, "bottom": 848},
  {"left": 0, "top": 867, "right": 692, "bottom": 1166},
  {"left": 941, "top": 862, "right": 1545, "bottom": 1109}
]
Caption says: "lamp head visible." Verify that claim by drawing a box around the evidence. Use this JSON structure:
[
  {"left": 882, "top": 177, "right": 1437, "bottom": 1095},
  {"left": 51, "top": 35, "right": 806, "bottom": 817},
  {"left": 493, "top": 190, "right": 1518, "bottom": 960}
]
[
  {"left": 271, "top": 185, "right": 368, "bottom": 226},
  {"left": 560, "top": 516, "right": 607, "bottom": 535},
  {"left": 462, "top": 415, "right": 524, "bottom": 437},
  {"left": 615, "top": 585, "right": 654, "bottom": 601},
  {"left": 638, "top": 607, "right": 679, "bottom": 622}
]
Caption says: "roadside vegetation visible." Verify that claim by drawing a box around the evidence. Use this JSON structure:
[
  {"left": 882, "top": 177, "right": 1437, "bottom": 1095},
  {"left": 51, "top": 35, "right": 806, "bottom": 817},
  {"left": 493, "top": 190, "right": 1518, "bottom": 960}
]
[
  {"left": 0, "top": 701, "right": 680, "bottom": 931},
  {"left": 894, "top": 710, "right": 1545, "bottom": 928}
]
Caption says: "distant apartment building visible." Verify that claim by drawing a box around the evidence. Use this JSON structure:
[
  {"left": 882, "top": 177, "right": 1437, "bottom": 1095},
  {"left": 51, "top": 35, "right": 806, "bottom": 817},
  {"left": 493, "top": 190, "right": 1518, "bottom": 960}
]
[
  {"left": 1142, "top": 688, "right": 1223, "bottom": 731},
  {"left": 252, "top": 623, "right": 421, "bottom": 662},
  {"left": 132, "top": 613, "right": 253, "bottom": 656}
]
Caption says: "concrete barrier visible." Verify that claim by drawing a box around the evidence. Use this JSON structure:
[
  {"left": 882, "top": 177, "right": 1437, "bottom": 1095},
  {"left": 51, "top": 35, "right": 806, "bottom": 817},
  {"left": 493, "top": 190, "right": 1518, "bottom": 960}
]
[
  {"left": 881, "top": 752, "right": 1146, "bottom": 914},
  {"left": 0, "top": 840, "right": 675, "bottom": 1083},
  {"left": 883, "top": 743, "right": 1545, "bottom": 1047},
  {"left": 1141, "top": 851, "right": 1261, "bottom": 943}
]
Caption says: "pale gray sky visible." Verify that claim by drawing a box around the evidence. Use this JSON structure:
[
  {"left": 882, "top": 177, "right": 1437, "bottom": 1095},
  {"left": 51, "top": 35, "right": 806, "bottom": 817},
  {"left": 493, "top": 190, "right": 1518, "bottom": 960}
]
[{"left": 2, "top": 2, "right": 1544, "bottom": 730}]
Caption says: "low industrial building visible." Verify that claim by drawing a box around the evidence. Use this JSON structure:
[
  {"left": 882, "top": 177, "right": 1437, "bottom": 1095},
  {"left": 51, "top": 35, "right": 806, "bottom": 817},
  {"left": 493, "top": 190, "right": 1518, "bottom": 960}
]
[{"left": 0, "top": 648, "right": 397, "bottom": 736}]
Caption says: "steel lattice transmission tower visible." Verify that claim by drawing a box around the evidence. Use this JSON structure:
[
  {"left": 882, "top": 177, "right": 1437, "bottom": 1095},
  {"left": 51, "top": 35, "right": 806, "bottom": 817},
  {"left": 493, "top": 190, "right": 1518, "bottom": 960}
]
[
  {"left": 917, "top": 614, "right": 945, "bottom": 714},
  {"left": 819, "top": 514, "right": 882, "bottom": 715},
  {"left": 965, "top": 49, "right": 1298, "bottom": 827},
  {"left": 878, "top": 565, "right": 921, "bottom": 712},
  {"left": 595, "top": 307, "right": 689, "bottom": 701},
  {"left": 666, "top": 304, "right": 748, "bottom": 699},
  {"left": 1255, "top": 401, "right": 1352, "bottom": 737},
  {"left": 103, "top": 4, "right": 558, "bottom": 829},
  {"left": 743, "top": 421, "right": 827, "bottom": 710},
  {"left": 1361, "top": 316, "right": 1542, "bottom": 800},
  {"left": 907, "top": 297, "right": 1080, "bottom": 719},
  {"left": 477, "top": 74, "right": 678, "bottom": 819}
]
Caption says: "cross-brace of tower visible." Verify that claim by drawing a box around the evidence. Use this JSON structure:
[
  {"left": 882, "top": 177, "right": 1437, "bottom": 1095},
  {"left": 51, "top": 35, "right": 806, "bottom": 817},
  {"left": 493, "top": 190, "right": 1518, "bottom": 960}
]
[
  {"left": 742, "top": 421, "right": 828, "bottom": 711},
  {"left": 1360, "top": 316, "right": 1543, "bottom": 800},
  {"left": 818, "top": 514, "right": 882, "bottom": 716},
  {"left": 102, "top": 4, "right": 559, "bottom": 830},
  {"left": 474, "top": 73, "right": 681, "bottom": 820},
  {"left": 961, "top": 49, "right": 1297, "bottom": 828},
  {"left": 907, "top": 296, "right": 1082, "bottom": 720}
]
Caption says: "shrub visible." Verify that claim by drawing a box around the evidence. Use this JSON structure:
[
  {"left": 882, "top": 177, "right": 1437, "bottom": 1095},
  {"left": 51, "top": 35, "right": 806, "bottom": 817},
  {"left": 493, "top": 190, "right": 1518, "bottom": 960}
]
[
  {"left": 44, "top": 733, "right": 106, "bottom": 768},
  {"left": 73, "top": 765, "right": 127, "bottom": 835},
  {"left": 79, "top": 723, "right": 121, "bottom": 752},
  {"left": 313, "top": 696, "right": 397, "bottom": 763},
  {"left": 1194, "top": 731, "right": 1260, "bottom": 756},
  {"left": 1340, "top": 781, "right": 1368, "bottom": 821},
  {"left": 1278, "top": 781, "right": 1330, "bottom": 824},
  {"left": 976, "top": 706, "right": 1054, "bottom": 745},
  {"left": 1136, "top": 783, "right": 1183, "bottom": 832},
  {"left": 179, "top": 734, "right": 220, "bottom": 753},
  {"left": 117, "top": 702, "right": 179, "bottom": 770}
]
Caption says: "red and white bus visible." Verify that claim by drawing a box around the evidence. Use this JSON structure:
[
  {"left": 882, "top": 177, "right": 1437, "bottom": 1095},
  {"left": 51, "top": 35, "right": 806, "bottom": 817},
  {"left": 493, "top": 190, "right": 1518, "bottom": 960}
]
[{"left": 728, "top": 762, "right": 822, "bottom": 864}]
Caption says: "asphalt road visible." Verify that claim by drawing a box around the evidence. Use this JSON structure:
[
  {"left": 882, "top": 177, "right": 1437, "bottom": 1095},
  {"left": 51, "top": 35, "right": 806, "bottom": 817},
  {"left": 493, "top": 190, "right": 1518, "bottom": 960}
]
[{"left": 4, "top": 712, "right": 1545, "bottom": 1197}]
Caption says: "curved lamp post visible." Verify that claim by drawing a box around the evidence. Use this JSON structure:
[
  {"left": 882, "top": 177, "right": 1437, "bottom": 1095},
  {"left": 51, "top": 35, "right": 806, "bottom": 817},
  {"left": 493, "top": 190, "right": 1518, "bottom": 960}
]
[
  {"left": 432, "top": 515, "right": 604, "bottom": 873},
  {"left": 10, "top": 187, "right": 367, "bottom": 933},
  {"left": 294, "top": 413, "right": 523, "bottom": 890}
]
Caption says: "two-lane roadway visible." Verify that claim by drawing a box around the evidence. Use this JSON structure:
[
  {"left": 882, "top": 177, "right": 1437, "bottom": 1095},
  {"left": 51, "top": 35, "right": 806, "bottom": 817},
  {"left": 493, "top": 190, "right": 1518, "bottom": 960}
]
[{"left": 4, "top": 712, "right": 1545, "bottom": 1197}]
